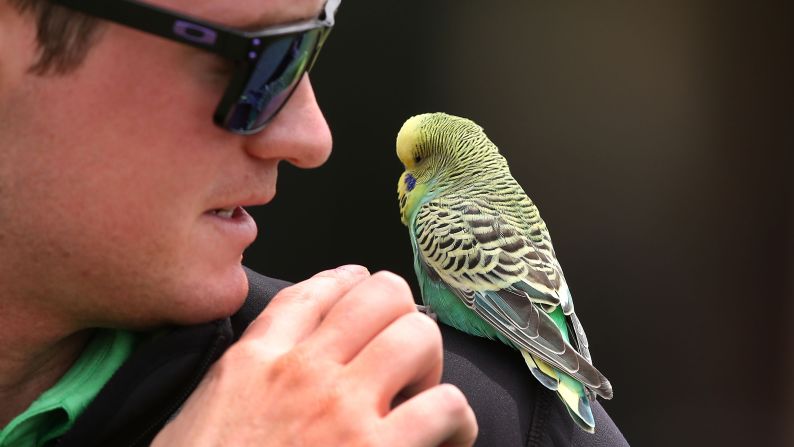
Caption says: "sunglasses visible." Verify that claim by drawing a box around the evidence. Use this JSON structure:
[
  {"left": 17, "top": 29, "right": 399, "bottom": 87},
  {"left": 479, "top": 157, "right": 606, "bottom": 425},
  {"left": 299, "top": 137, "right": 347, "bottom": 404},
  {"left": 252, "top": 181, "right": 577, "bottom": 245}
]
[{"left": 50, "top": 0, "right": 340, "bottom": 134}]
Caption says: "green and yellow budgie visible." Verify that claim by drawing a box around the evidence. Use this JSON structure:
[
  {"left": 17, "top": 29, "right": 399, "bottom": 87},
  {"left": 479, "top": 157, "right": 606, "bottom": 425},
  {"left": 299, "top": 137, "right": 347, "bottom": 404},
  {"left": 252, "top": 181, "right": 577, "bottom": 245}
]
[{"left": 396, "top": 112, "right": 613, "bottom": 433}]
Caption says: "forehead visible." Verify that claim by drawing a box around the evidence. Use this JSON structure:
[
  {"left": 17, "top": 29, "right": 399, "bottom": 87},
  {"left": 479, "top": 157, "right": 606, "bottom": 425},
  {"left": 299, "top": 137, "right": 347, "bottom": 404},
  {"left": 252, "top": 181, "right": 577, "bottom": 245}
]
[{"left": 149, "top": 0, "right": 326, "bottom": 29}]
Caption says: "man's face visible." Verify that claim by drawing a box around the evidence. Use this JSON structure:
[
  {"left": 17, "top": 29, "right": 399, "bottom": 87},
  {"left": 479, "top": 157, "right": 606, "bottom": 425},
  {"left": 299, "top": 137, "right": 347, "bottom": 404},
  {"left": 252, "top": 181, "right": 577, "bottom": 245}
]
[{"left": 0, "top": 0, "right": 331, "bottom": 328}]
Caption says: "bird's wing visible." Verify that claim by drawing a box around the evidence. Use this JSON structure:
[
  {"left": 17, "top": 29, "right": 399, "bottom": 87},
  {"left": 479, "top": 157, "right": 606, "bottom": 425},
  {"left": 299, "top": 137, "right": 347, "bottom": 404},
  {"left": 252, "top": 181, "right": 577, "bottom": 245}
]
[{"left": 413, "top": 196, "right": 611, "bottom": 398}]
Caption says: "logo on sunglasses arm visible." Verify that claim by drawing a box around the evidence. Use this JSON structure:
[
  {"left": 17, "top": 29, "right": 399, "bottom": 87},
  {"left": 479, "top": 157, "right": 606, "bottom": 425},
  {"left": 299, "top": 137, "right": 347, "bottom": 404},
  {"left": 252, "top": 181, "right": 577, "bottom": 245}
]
[{"left": 173, "top": 20, "right": 218, "bottom": 45}]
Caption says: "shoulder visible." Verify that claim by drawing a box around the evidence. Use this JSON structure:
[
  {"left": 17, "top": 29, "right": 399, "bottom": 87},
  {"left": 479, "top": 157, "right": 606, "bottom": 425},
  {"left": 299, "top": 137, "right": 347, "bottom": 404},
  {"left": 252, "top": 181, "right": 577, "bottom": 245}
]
[
  {"left": 232, "top": 267, "right": 292, "bottom": 338},
  {"left": 439, "top": 324, "right": 628, "bottom": 446},
  {"left": 242, "top": 268, "right": 629, "bottom": 447}
]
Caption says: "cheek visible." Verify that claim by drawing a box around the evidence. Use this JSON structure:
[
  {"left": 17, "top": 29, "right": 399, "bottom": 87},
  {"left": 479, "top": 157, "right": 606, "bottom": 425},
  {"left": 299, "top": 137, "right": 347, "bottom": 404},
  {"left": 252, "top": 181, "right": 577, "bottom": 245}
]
[
  {"left": 1, "top": 156, "right": 241, "bottom": 327},
  {"left": 0, "top": 27, "right": 251, "bottom": 326},
  {"left": 13, "top": 28, "right": 224, "bottom": 241},
  {"left": 4, "top": 155, "right": 188, "bottom": 275}
]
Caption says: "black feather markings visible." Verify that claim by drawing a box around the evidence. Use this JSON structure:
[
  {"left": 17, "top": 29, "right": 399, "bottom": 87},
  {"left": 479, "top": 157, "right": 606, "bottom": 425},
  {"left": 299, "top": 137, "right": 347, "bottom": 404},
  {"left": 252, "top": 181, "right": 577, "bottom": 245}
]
[
  {"left": 411, "top": 194, "right": 613, "bottom": 400},
  {"left": 501, "top": 238, "right": 525, "bottom": 254},
  {"left": 467, "top": 285, "right": 612, "bottom": 398},
  {"left": 435, "top": 233, "right": 453, "bottom": 249},
  {"left": 469, "top": 217, "right": 493, "bottom": 228},
  {"left": 473, "top": 228, "right": 500, "bottom": 245},
  {"left": 454, "top": 256, "right": 467, "bottom": 272}
]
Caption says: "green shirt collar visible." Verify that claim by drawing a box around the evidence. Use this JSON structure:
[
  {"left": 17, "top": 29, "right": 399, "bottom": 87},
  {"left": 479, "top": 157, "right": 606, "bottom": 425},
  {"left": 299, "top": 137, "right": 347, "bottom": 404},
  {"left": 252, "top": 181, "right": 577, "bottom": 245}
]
[{"left": 0, "top": 329, "right": 137, "bottom": 447}]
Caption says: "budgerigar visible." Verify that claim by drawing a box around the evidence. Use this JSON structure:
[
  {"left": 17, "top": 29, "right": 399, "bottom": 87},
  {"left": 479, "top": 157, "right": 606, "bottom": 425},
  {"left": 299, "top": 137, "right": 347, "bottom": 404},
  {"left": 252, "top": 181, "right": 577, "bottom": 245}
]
[{"left": 396, "top": 113, "right": 613, "bottom": 433}]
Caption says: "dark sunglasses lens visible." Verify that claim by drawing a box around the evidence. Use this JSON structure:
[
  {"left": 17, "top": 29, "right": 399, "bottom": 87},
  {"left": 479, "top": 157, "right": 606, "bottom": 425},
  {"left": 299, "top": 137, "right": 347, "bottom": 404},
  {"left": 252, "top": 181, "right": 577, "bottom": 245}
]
[{"left": 224, "top": 29, "right": 324, "bottom": 133}]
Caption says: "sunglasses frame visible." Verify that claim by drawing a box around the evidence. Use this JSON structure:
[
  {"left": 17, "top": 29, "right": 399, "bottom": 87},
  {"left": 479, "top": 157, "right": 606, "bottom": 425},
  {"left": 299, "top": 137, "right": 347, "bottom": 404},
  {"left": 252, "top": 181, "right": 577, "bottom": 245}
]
[{"left": 49, "top": 0, "right": 340, "bottom": 134}]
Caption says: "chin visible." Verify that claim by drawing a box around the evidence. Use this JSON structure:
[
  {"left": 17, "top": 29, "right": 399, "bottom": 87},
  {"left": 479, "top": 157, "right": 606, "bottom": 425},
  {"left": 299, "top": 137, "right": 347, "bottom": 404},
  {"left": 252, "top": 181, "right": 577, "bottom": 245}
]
[{"left": 169, "top": 263, "right": 250, "bottom": 325}]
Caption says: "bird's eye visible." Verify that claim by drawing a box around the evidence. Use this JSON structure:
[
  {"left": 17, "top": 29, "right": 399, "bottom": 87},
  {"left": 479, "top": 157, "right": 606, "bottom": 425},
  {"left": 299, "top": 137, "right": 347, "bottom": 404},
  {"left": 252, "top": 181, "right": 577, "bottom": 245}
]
[{"left": 414, "top": 154, "right": 422, "bottom": 163}]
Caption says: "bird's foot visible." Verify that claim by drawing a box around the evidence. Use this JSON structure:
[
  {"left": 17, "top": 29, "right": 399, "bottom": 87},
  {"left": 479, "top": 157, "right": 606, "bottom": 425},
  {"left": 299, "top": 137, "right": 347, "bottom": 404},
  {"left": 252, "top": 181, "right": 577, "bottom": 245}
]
[{"left": 416, "top": 304, "right": 437, "bottom": 322}]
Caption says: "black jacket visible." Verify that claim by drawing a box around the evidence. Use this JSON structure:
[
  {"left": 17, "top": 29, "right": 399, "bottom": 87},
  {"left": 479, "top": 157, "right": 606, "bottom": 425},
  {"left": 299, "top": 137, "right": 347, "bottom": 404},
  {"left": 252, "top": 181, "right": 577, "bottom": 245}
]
[{"left": 55, "top": 268, "right": 629, "bottom": 447}]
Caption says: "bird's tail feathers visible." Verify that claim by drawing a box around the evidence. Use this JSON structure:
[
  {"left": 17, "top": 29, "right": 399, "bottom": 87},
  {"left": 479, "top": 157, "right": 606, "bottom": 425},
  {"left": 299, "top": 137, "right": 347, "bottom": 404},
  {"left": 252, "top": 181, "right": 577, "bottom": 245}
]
[
  {"left": 522, "top": 350, "right": 559, "bottom": 390},
  {"left": 522, "top": 351, "right": 596, "bottom": 433}
]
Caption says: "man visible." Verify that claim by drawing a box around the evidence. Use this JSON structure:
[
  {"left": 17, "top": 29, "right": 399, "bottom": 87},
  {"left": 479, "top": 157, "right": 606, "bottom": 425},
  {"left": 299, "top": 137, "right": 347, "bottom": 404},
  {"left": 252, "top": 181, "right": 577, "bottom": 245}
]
[{"left": 0, "top": 0, "right": 628, "bottom": 445}]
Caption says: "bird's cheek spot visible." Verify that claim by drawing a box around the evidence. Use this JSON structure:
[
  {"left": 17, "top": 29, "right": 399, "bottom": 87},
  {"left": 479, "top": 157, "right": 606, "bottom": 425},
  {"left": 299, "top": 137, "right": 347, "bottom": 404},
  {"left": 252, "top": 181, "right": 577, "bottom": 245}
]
[{"left": 405, "top": 174, "right": 416, "bottom": 192}]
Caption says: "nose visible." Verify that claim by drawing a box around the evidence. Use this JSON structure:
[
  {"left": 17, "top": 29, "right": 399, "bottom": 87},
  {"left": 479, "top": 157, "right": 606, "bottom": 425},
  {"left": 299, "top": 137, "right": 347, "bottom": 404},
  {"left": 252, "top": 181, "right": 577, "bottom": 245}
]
[{"left": 242, "top": 75, "right": 332, "bottom": 168}]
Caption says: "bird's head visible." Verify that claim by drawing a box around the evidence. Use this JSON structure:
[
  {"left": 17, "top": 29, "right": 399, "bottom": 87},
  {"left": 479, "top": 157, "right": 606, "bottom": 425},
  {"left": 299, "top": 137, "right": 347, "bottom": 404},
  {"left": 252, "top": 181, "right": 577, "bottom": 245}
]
[{"left": 396, "top": 112, "right": 497, "bottom": 225}]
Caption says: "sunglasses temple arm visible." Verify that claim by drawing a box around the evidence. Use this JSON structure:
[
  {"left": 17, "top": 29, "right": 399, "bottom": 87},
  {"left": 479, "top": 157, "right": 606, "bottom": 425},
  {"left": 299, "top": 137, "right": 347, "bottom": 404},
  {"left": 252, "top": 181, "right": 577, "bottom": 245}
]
[{"left": 50, "top": 0, "right": 250, "bottom": 58}]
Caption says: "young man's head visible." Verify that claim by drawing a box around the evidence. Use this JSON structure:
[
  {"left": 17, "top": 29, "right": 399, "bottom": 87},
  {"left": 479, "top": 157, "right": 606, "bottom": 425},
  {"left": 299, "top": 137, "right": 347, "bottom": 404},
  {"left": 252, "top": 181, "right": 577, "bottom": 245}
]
[{"left": 0, "top": 0, "right": 333, "bottom": 331}]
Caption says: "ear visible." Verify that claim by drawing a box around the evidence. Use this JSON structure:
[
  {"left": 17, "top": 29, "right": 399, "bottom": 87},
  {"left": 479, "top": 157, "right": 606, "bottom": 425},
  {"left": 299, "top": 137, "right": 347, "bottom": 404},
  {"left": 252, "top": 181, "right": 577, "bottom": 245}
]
[{"left": 0, "top": 2, "right": 39, "bottom": 94}]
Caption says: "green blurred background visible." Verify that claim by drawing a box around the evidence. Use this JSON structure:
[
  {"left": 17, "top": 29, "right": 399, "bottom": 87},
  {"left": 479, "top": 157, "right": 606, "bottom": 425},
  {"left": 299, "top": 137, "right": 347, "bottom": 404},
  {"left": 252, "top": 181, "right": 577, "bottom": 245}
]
[{"left": 245, "top": 1, "right": 792, "bottom": 445}]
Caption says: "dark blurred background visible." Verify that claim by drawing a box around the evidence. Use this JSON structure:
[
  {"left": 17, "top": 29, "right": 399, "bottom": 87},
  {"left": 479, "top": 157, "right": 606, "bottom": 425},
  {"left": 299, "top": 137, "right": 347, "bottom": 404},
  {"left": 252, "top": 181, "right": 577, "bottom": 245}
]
[{"left": 245, "top": 1, "right": 793, "bottom": 445}]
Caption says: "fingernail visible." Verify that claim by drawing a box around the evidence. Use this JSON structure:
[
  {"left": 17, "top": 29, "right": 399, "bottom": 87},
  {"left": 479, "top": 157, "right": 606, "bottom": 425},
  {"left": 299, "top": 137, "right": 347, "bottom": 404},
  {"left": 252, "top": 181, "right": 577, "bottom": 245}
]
[
  {"left": 335, "top": 264, "right": 369, "bottom": 275},
  {"left": 311, "top": 265, "right": 370, "bottom": 280}
]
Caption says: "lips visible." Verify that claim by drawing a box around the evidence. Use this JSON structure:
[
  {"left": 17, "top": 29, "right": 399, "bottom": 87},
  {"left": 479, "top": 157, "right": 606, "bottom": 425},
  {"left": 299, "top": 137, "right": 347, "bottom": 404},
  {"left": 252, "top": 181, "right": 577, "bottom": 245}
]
[
  {"left": 209, "top": 207, "right": 240, "bottom": 219},
  {"left": 206, "top": 191, "right": 275, "bottom": 217},
  {"left": 204, "top": 205, "right": 251, "bottom": 222},
  {"left": 201, "top": 205, "right": 258, "bottom": 249},
  {"left": 200, "top": 184, "right": 274, "bottom": 251}
]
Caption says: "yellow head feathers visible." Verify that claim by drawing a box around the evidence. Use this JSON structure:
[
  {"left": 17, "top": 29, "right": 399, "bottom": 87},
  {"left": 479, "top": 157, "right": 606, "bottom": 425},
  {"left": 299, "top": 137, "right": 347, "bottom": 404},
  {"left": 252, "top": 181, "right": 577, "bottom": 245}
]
[
  {"left": 395, "top": 114, "right": 426, "bottom": 169},
  {"left": 395, "top": 112, "right": 490, "bottom": 170},
  {"left": 395, "top": 112, "right": 500, "bottom": 225}
]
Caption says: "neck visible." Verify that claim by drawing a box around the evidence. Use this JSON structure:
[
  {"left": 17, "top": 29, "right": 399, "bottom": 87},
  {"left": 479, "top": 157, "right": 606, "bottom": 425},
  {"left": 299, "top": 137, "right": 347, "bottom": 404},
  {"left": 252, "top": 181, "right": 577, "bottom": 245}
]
[{"left": 0, "top": 305, "right": 92, "bottom": 426}]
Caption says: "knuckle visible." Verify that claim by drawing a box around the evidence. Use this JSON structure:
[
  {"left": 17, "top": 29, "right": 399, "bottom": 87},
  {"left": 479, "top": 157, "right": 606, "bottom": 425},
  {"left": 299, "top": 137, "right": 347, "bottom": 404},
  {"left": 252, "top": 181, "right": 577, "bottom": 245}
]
[
  {"left": 401, "top": 312, "right": 442, "bottom": 347},
  {"left": 369, "top": 271, "right": 415, "bottom": 310},
  {"left": 242, "top": 310, "right": 274, "bottom": 337},
  {"left": 404, "top": 311, "right": 439, "bottom": 333},
  {"left": 372, "top": 271, "right": 411, "bottom": 293},
  {"left": 435, "top": 384, "right": 471, "bottom": 415},
  {"left": 222, "top": 338, "right": 270, "bottom": 365},
  {"left": 276, "top": 268, "right": 371, "bottom": 308},
  {"left": 268, "top": 278, "right": 344, "bottom": 313},
  {"left": 270, "top": 282, "right": 315, "bottom": 306}
]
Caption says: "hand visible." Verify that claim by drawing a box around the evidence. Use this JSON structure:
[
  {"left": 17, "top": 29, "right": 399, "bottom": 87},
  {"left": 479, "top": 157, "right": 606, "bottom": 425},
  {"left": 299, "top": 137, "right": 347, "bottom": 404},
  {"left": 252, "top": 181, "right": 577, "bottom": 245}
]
[{"left": 152, "top": 265, "right": 478, "bottom": 446}]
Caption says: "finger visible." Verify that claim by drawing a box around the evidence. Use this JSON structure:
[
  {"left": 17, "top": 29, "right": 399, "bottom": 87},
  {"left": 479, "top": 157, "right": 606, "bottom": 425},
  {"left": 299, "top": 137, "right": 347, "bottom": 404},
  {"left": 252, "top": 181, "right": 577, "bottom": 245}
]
[
  {"left": 305, "top": 271, "right": 417, "bottom": 364},
  {"left": 345, "top": 311, "right": 442, "bottom": 413},
  {"left": 384, "top": 384, "right": 478, "bottom": 447},
  {"left": 241, "top": 265, "right": 370, "bottom": 351}
]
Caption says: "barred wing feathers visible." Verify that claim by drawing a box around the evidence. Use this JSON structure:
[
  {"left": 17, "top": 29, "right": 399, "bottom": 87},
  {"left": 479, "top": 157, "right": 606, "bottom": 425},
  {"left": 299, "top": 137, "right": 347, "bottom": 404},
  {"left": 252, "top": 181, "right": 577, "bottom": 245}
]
[{"left": 413, "top": 194, "right": 613, "bottom": 399}]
